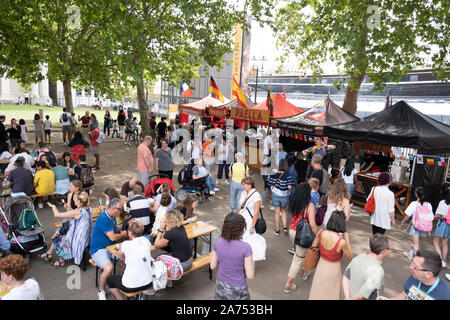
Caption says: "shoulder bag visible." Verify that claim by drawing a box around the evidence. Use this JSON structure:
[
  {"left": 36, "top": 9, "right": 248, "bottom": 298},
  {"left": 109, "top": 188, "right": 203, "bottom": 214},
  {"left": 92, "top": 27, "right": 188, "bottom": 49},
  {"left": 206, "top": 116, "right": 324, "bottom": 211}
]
[
  {"left": 241, "top": 191, "right": 266, "bottom": 235},
  {"left": 364, "top": 187, "right": 376, "bottom": 215},
  {"left": 301, "top": 246, "right": 320, "bottom": 273}
]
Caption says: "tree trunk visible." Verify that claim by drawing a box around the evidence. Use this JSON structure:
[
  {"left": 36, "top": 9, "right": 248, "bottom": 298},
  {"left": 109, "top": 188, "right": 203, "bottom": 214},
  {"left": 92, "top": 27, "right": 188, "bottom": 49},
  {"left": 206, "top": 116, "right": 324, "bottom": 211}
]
[
  {"left": 136, "top": 70, "right": 150, "bottom": 137},
  {"left": 342, "top": 72, "right": 366, "bottom": 115},
  {"left": 63, "top": 75, "right": 73, "bottom": 113}
]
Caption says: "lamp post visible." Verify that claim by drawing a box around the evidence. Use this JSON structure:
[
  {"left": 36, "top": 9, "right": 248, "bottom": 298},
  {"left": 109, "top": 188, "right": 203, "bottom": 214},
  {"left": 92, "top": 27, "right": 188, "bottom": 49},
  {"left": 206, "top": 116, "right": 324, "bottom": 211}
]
[{"left": 251, "top": 55, "right": 266, "bottom": 104}]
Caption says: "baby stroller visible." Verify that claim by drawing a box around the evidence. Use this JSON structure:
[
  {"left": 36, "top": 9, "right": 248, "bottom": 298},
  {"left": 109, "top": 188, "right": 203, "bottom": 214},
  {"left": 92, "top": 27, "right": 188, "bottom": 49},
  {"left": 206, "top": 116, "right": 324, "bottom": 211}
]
[
  {"left": 144, "top": 174, "right": 175, "bottom": 198},
  {"left": 0, "top": 195, "right": 46, "bottom": 255},
  {"left": 176, "top": 164, "right": 208, "bottom": 202}
]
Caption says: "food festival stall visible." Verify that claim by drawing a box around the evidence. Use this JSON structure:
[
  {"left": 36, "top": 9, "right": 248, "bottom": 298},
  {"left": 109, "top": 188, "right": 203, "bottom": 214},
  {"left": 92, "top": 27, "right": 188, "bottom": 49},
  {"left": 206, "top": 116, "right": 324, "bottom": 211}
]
[
  {"left": 326, "top": 100, "right": 450, "bottom": 214},
  {"left": 179, "top": 94, "right": 229, "bottom": 124}
]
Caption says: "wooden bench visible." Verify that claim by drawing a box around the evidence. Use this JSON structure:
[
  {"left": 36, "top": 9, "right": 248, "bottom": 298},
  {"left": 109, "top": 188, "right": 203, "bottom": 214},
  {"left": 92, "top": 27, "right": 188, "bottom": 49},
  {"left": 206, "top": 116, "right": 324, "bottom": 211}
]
[
  {"left": 116, "top": 253, "right": 213, "bottom": 300},
  {"left": 0, "top": 174, "right": 6, "bottom": 179}
]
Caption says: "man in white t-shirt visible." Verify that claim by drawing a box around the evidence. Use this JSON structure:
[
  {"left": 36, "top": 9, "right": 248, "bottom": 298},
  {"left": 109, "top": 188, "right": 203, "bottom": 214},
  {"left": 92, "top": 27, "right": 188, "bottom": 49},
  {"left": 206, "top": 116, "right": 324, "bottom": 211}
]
[
  {"left": 0, "top": 254, "right": 43, "bottom": 300},
  {"left": 263, "top": 129, "right": 273, "bottom": 157},
  {"left": 106, "top": 221, "right": 155, "bottom": 300},
  {"left": 59, "top": 107, "right": 73, "bottom": 146}
]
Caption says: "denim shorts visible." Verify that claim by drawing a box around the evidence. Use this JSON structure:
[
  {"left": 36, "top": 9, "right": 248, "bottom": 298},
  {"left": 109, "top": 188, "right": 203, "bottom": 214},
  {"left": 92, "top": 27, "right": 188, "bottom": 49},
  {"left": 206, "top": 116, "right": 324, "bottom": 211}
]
[
  {"left": 271, "top": 193, "right": 289, "bottom": 208},
  {"left": 409, "top": 224, "right": 429, "bottom": 238},
  {"left": 91, "top": 248, "right": 116, "bottom": 269}
]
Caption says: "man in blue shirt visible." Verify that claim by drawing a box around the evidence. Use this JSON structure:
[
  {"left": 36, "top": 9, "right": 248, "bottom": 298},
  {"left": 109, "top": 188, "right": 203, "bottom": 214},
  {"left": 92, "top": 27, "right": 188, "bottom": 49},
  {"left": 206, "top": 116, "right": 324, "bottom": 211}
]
[
  {"left": 90, "top": 198, "right": 128, "bottom": 300},
  {"left": 383, "top": 250, "right": 450, "bottom": 300}
]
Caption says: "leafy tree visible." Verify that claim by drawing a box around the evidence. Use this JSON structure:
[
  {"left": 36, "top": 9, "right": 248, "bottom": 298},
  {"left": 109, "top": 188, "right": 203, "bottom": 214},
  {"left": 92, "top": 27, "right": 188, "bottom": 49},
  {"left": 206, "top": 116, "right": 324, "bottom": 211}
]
[
  {"left": 99, "top": 0, "right": 275, "bottom": 136},
  {"left": 274, "top": 0, "right": 449, "bottom": 114},
  {"left": 0, "top": 0, "right": 120, "bottom": 112}
]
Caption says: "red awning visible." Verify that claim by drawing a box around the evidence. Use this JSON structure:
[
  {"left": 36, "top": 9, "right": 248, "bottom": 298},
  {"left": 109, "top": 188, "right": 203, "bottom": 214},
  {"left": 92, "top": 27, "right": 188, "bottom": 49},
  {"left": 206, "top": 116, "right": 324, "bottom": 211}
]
[{"left": 250, "top": 93, "right": 304, "bottom": 118}]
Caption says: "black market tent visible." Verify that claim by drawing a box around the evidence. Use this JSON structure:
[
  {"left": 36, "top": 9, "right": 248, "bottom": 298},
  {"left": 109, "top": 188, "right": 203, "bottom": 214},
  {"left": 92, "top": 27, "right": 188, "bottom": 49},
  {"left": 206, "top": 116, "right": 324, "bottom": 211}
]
[
  {"left": 273, "top": 97, "right": 359, "bottom": 136},
  {"left": 325, "top": 100, "right": 450, "bottom": 155}
]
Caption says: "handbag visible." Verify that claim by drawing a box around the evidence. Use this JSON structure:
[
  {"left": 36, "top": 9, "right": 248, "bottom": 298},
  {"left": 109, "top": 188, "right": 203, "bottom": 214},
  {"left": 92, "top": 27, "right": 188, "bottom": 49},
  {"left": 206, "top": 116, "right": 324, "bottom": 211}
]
[
  {"left": 150, "top": 260, "right": 168, "bottom": 291},
  {"left": 301, "top": 246, "right": 320, "bottom": 273},
  {"left": 295, "top": 210, "right": 315, "bottom": 248},
  {"left": 241, "top": 190, "right": 266, "bottom": 235},
  {"left": 364, "top": 187, "right": 376, "bottom": 215},
  {"left": 59, "top": 220, "right": 70, "bottom": 235},
  {"left": 246, "top": 208, "right": 266, "bottom": 235}
]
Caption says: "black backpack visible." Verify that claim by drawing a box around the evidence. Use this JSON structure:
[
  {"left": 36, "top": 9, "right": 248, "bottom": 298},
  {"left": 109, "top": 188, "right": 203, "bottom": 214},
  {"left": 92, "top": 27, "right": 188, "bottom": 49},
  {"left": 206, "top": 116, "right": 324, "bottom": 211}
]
[
  {"left": 177, "top": 164, "right": 194, "bottom": 185},
  {"left": 62, "top": 112, "right": 68, "bottom": 122}
]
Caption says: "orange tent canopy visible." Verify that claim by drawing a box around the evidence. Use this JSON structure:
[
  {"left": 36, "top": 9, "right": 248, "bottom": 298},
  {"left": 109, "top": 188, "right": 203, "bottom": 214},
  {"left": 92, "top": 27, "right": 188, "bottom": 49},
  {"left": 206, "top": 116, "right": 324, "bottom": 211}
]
[{"left": 250, "top": 93, "right": 304, "bottom": 118}]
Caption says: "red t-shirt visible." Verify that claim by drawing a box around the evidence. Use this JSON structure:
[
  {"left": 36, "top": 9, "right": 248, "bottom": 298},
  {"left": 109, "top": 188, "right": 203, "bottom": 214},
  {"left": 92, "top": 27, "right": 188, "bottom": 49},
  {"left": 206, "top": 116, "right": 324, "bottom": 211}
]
[
  {"left": 290, "top": 210, "right": 310, "bottom": 230},
  {"left": 81, "top": 116, "right": 91, "bottom": 127},
  {"left": 90, "top": 128, "right": 100, "bottom": 146}
]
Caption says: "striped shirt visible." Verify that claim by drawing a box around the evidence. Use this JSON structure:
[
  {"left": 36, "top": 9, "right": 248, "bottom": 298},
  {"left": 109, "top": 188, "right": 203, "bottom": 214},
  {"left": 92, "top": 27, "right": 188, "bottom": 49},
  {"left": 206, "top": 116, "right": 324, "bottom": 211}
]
[
  {"left": 269, "top": 172, "right": 296, "bottom": 197},
  {"left": 126, "top": 195, "right": 153, "bottom": 226}
]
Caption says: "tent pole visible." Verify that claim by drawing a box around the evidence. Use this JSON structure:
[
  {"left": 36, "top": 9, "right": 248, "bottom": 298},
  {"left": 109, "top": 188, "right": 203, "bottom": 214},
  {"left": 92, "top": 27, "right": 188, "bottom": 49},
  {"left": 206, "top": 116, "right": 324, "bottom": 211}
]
[{"left": 410, "top": 155, "right": 416, "bottom": 187}]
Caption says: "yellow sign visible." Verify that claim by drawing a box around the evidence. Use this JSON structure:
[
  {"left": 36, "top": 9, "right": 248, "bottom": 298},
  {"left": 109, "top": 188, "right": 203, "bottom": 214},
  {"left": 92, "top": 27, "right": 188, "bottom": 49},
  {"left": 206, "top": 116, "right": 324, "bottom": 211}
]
[
  {"left": 231, "top": 24, "right": 243, "bottom": 97},
  {"left": 169, "top": 104, "right": 178, "bottom": 120},
  {"left": 231, "top": 107, "right": 270, "bottom": 124}
]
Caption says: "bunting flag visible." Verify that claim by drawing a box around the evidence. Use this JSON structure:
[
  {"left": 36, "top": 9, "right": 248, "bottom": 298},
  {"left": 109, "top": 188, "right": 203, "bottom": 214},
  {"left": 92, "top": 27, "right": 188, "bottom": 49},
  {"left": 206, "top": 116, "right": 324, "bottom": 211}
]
[
  {"left": 180, "top": 80, "right": 193, "bottom": 98},
  {"left": 426, "top": 158, "right": 435, "bottom": 165},
  {"left": 266, "top": 88, "right": 274, "bottom": 117},
  {"left": 209, "top": 76, "right": 224, "bottom": 102},
  {"left": 232, "top": 76, "right": 248, "bottom": 108}
]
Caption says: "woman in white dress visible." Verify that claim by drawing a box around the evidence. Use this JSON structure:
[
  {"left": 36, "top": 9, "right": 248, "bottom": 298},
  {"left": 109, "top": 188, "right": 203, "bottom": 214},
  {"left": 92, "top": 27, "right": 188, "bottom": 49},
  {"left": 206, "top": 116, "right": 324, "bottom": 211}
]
[{"left": 238, "top": 177, "right": 266, "bottom": 261}]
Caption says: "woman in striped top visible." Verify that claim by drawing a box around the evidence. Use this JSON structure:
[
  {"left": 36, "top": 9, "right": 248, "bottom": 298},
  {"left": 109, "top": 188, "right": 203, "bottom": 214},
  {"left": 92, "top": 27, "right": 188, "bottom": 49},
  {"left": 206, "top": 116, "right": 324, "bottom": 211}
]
[{"left": 269, "top": 159, "right": 296, "bottom": 235}]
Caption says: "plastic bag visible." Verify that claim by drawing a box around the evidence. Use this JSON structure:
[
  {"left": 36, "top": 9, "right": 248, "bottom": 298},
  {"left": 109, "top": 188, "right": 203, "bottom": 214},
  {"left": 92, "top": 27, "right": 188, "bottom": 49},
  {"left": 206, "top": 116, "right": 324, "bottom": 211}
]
[{"left": 243, "top": 233, "right": 266, "bottom": 261}]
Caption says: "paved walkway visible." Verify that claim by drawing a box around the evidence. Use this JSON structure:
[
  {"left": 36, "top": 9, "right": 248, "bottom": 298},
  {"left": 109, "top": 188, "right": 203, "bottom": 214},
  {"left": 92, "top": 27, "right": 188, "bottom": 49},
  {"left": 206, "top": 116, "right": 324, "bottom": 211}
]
[{"left": 12, "top": 133, "right": 448, "bottom": 300}]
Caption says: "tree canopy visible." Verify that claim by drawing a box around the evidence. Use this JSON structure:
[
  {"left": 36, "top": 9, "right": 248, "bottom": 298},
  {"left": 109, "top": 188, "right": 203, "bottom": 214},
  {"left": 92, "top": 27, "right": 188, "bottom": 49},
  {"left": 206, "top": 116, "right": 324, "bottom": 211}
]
[{"left": 273, "top": 0, "right": 449, "bottom": 114}]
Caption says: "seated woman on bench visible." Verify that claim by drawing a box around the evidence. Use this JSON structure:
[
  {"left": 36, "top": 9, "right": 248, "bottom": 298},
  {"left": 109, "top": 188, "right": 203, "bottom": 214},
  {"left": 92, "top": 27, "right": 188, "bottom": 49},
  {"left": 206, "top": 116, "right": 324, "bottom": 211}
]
[
  {"left": 154, "top": 209, "right": 193, "bottom": 287},
  {"left": 39, "top": 191, "right": 92, "bottom": 268},
  {"left": 106, "top": 221, "right": 155, "bottom": 300}
]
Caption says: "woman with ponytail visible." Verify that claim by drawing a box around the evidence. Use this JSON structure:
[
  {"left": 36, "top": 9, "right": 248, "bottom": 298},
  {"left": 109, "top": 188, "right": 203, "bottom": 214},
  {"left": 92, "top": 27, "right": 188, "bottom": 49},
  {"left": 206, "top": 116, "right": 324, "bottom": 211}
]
[{"left": 401, "top": 187, "right": 434, "bottom": 260}]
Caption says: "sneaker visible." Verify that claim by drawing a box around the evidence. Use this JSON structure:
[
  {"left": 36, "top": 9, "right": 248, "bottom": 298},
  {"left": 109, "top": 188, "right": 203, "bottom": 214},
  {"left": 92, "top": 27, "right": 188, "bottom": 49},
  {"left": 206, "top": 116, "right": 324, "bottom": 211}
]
[
  {"left": 224, "top": 180, "right": 230, "bottom": 185},
  {"left": 284, "top": 284, "right": 297, "bottom": 294},
  {"left": 302, "top": 270, "right": 312, "bottom": 280},
  {"left": 98, "top": 290, "right": 107, "bottom": 300},
  {"left": 38, "top": 202, "right": 44, "bottom": 209},
  {"left": 209, "top": 190, "right": 215, "bottom": 195},
  {"left": 283, "top": 227, "right": 288, "bottom": 234},
  {"left": 403, "top": 251, "right": 414, "bottom": 260},
  {"left": 143, "top": 288, "right": 155, "bottom": 296},
  {"left": 288, "top": 247, "right": 295, "bottom": 255},
  {"left": 166, "top": 280, "right": 173, "bottom": 288},
  {"left": 216, "top": 179, "right": 220, "bottom": 185},
  {"left": 270, "top": 206, "right": 275, "bottom": 211},
  {"left": 273, "top": 229, "right": 280, "bottom": 235},
  {"left": 213, "top": 187, "right": 220, "bottom": 192},
  {"left": 442, "top": 260, "right": 447, "bottom": 268}
]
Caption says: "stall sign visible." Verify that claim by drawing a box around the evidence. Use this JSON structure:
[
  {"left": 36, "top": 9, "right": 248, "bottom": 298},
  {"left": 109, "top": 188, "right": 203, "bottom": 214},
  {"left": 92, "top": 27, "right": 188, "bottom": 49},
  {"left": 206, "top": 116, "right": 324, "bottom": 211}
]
[
  {"left": 231, "top": 107, "right": 269, "bottom": 124},
  {"left": 416, "top": 155, "right": 423, "bottom": 164},
  {"left": 207, "top": 106, "right": 228, "bottom": 120}
]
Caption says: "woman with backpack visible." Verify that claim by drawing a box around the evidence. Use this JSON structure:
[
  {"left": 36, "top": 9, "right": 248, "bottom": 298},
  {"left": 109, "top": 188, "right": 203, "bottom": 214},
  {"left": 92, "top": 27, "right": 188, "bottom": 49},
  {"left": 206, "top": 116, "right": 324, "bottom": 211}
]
[
  {"left": 269, "top": 159, "right": 296, "bottom": 235},
  {"left": 401, "top": 187, "right": 434, "bottom": 260},
  {"left": 284, "top": 182, "right": 318, "bottom": 294},
  {"left": 433, "top": 191, "right": 450, "bottom": 268}
]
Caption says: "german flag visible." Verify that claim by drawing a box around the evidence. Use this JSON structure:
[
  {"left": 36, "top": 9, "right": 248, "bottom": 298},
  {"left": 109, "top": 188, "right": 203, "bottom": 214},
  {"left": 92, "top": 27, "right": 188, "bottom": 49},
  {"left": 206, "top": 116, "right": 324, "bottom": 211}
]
[
  {"left": 209, "top": 77, "right": 224, "bottom": 102},
  {"left": 266, "top": 88, "right": 273, "bottom": 117},
  {"left": 232, "top": 76, "right": 247, "bottom": 108}
]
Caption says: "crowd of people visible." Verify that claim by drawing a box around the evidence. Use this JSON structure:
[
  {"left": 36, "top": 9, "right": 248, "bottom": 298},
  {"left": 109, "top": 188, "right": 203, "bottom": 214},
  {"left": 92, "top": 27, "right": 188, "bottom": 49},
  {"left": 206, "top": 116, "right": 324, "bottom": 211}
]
[{"left": 0, "top": 110, "right": 449, "bottom": 301}]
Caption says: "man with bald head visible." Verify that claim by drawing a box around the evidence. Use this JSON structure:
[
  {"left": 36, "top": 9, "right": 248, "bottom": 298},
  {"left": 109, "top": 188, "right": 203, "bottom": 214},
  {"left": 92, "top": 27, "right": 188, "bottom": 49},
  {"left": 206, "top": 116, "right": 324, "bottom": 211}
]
[
  {"left": 137, "top": 135, "right": 153, "bottom": 187},
  {"left": 120, "top": 177, "right": 145, "bottom": 201}
]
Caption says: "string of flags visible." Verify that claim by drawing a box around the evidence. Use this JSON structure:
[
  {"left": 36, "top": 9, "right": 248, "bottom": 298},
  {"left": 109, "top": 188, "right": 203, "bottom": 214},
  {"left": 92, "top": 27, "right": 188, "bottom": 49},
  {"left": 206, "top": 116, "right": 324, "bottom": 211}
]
[{"left": 280, "top": 129, "right": 315, "bottom": 142}]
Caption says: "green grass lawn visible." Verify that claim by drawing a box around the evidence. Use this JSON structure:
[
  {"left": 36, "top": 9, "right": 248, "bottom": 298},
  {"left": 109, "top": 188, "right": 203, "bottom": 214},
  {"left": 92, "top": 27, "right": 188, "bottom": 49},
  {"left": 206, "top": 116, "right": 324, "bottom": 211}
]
[{"left": 0, "top": 104, "right": 116, "bottom": 128}]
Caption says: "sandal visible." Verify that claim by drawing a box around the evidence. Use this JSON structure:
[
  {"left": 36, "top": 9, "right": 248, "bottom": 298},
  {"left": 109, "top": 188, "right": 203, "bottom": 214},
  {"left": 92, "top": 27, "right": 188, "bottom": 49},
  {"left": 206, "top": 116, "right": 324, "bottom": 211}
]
[
  {"left": 39, "top": 252, "right": 53, "bottom": 262},
  {"left": 51, "top": 259, "right": 66, "bottom": 268}
]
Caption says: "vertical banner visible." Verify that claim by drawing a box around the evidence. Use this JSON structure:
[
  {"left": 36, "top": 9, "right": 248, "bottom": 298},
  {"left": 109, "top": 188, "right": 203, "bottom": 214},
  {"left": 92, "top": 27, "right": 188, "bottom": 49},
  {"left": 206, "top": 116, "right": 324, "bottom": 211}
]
[
  {"left": 168, "top": 104, "right": 178, "bottom": 121},
  {"left": 231, "top": 24, "right": 243, "bottom": 98}
]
